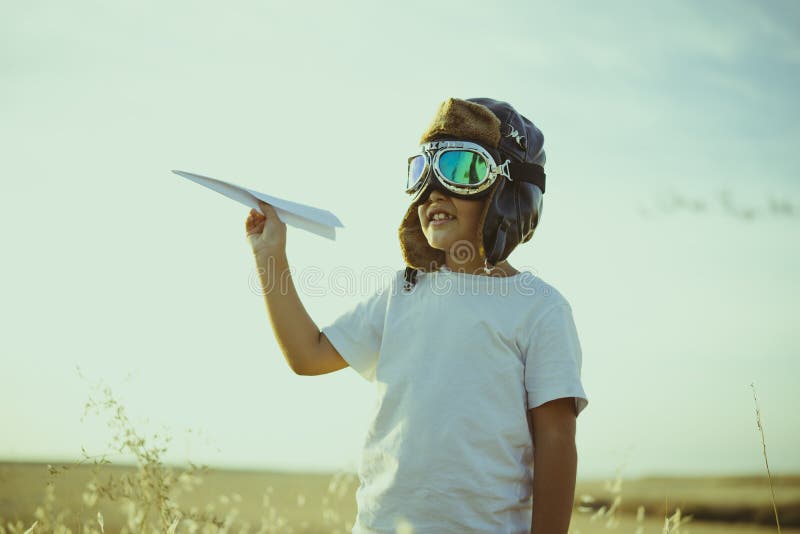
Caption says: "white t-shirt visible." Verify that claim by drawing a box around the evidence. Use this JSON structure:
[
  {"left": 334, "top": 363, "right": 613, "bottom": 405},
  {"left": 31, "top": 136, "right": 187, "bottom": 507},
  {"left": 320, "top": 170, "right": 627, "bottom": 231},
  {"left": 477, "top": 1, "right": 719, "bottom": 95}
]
[{"left": 321, "top": 268, "right": 588, "bottom": 534}]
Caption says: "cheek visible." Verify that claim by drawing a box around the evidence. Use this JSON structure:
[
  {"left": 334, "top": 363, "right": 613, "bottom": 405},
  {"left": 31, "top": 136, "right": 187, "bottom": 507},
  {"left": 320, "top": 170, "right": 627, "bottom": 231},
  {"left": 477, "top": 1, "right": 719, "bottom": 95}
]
[
  {"left": 462, "top": 214, "right": 482, "bottom": 236},
  {"left": 417, "top": 205, "right": 427, "bottom": 223},
  {"left": 458, "top": 204, "right": 485, "bottom": 234}
]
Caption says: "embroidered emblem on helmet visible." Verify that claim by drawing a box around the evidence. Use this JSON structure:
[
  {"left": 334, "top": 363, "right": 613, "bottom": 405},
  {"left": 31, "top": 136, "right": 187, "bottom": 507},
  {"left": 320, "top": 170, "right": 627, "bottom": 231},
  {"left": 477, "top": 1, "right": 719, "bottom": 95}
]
[{"left": 502, "top": 124, "right": 527, "bottom": 150}]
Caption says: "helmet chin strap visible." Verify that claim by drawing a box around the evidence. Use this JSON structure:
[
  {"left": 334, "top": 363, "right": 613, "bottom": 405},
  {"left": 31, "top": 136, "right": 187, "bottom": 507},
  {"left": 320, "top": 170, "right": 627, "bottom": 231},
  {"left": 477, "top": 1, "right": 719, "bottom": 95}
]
[
  {"left": 485, "top": 217, "right": 509, "bottom": 273},
  {"left": 403, "top": 266, "right": 419, "bottom": 292}
]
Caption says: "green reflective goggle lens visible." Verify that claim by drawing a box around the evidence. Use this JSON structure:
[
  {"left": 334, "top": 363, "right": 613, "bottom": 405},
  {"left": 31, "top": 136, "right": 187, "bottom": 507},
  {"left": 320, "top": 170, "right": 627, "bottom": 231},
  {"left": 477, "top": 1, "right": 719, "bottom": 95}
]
[
  {"left": 406, "top": 150, "right": 491, "bottom": 191},
  {"left": 438, "top": 150, "right": 489, "bottom": 185}
]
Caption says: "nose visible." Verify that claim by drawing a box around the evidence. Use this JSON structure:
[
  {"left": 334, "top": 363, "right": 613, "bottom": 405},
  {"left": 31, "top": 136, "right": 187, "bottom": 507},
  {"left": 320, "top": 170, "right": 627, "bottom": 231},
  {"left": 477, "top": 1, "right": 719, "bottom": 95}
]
[
  {"left": 414, "top": 171, "right": 449, "bottom": 204},
  {"left": 429, "top": 189, "right": 447, "bottom": 202}
]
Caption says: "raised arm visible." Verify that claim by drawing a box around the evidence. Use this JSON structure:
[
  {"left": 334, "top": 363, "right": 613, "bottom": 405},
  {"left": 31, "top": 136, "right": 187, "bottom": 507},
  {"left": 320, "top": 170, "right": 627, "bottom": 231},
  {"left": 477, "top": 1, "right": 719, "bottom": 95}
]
[{"left": 246, "top": 200, "right": 348, "bottom": 376}]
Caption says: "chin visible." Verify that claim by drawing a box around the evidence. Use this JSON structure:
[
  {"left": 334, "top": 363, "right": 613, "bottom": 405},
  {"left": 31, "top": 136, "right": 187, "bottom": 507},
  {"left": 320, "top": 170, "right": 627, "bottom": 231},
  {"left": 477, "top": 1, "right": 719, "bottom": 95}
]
[
  {"left": 421, "top": 231, "right": 446, "bottom": 250},
  {"left": 428, "top": 238, "right": 460, "bottom": 253},
  {"left": 424, "top": 238, "right": 446, "bottom": 250}
]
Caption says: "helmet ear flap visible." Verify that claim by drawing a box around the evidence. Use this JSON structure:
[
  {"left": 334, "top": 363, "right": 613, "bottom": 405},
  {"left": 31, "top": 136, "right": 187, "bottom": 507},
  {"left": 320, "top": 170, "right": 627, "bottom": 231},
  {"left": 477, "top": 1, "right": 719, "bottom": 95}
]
[
  {"left": 521, "top": 188, "right": 543, "bottom": 244},
  {"left": 486, "top": 217, "right": 510, "bottom": 266},
  {"left": 481, "top": 177, "right": 542, "bottom": 264}
]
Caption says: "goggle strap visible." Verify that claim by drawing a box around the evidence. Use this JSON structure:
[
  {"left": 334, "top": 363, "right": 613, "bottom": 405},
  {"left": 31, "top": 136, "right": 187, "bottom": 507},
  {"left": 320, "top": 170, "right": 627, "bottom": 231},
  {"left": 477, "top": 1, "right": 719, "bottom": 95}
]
[{"left": 508, "top": 162, "right": 546, "bottom": 194}]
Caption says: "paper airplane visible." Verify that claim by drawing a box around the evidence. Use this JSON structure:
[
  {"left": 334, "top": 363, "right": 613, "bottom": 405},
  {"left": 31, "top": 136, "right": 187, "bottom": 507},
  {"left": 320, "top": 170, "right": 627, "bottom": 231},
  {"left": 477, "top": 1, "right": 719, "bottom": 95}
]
[{"left": 173, "top": 170, "right": 344, "bottom": 240}]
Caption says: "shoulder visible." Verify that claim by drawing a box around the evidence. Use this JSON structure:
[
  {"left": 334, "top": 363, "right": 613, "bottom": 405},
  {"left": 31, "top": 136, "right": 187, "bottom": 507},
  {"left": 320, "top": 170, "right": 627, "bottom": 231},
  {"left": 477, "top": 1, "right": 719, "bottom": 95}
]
[
  {"left": 513, "top": 272, "right": 573, "bottom": 312},
  {"left": 507, "top": 273, "right": 579, "bottom": 342},
  {"left": 357, "top": 267, "right": 405, "bottom": 292}
]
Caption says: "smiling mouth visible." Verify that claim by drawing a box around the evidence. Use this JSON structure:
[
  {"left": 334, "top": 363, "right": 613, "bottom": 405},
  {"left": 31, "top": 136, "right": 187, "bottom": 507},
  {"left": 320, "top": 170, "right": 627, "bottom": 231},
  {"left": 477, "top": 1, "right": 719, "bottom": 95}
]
[{"left": 429, "top": 217, "right": 455, "bottom": 227}]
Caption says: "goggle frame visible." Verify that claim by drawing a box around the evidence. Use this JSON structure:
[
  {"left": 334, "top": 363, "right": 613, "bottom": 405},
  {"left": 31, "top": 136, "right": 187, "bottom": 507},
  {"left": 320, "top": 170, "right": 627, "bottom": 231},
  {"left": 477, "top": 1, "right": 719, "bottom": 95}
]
[{"left": 406, "top": 140, "right": 511, "bottom": 202}]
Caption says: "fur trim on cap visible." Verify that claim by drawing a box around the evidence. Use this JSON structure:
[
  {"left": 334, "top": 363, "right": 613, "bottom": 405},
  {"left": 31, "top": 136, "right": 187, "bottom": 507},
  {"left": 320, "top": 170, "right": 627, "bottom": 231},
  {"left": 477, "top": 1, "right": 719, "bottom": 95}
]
[
  {"left": 398, "top": 202, "right": 445, "bottom": 272},
  {"left": 419, "top": 98, "right": 502, "bottom": 147}
]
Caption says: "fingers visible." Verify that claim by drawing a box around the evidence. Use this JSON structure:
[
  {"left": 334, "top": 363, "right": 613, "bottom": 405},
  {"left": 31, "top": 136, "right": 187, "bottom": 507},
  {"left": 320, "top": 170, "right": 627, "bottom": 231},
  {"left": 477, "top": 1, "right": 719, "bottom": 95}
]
[
  {"left": 246, "top": 201, "right": 283, "bottom": 240},
  {"left": 246, "top": 208, "right": 265, "bottom": 235},
  {"left": 247, "top": 217, "right": 265, "bottom": 233},
  {"left": 245, "top": 201, "right": 287, "bottom": 254}
]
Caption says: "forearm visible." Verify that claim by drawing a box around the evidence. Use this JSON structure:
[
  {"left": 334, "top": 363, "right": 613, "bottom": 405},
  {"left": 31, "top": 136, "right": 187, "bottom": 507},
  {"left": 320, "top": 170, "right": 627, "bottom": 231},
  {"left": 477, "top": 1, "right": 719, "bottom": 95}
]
[
  {"left": 530, "top": 435, "right": 577, "bottom": 534},
  {"left": 253, "top": 250, "right": 320, "bottom": 374}
]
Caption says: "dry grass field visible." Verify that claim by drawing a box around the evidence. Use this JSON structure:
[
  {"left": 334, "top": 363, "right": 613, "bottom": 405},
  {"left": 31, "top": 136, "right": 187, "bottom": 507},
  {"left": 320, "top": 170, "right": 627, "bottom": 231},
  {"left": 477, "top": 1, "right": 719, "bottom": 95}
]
[
  {"left": 2, "top": 387, "right": 793, "bottom": 533},
  {"left": 1, "top": 462, "right": 798, "bottom": 533}
]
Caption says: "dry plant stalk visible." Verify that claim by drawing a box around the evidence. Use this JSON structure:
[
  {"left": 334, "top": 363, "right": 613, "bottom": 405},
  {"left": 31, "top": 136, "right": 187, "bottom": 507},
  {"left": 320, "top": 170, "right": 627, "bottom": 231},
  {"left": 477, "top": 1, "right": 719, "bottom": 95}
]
[
  {"left": 662, "top": 506, "right": 691, "bottom": 534},
  {"left": 750, "top": 382, "right": 782, "bottom": 534},
  {"left": 578, "top": 466, "right": 624, "bottom": 529},
  {"left": 0, "top": 375, "right": 361, "bottom": 533}
]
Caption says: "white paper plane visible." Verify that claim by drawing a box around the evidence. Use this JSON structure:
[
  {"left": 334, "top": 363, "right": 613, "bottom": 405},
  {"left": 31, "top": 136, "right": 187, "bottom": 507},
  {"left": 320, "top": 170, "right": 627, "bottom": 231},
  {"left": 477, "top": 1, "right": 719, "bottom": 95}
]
[{"left": 173, "top": 170, "right": 344, "bottom": 240}]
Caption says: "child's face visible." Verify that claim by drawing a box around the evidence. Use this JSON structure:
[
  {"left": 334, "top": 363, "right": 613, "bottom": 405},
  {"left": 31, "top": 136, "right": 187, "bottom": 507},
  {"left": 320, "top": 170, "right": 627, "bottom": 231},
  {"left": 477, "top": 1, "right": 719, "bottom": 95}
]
[{"left": 417, "top": 188, "right": 485, "bottom": 255}]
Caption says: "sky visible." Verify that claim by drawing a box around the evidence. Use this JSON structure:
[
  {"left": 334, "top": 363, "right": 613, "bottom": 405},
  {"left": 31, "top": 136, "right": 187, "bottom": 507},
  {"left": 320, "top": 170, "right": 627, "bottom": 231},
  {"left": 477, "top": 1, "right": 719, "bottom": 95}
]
[{"left": 1, "top": 0, "right": 798, "bottom": 480}]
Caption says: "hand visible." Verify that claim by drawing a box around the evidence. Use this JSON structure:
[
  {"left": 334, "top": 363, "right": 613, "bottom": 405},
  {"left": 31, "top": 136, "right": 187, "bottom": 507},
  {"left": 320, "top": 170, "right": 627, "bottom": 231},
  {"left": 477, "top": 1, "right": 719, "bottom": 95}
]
[{"left": 246, "top": 200, "right": 287, "bottom": 257}]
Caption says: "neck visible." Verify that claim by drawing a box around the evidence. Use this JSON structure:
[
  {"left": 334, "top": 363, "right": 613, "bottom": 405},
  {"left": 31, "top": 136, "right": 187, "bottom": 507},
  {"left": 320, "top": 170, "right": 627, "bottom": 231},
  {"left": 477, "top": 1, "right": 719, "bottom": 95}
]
[{"left": 442, "top": 256, "right": 519, "bottom": 277}]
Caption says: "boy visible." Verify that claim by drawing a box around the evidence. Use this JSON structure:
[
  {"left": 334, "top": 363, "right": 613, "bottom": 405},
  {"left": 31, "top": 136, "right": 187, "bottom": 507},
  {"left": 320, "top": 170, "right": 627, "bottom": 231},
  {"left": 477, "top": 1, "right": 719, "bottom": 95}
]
[{"left": 246, "top": 98, "right": 588, "bottom": 533}]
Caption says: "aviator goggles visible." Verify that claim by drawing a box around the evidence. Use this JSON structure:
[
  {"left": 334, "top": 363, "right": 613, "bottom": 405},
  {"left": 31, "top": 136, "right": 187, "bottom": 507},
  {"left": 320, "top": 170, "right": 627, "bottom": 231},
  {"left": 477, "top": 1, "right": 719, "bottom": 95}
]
[{"left": 405, "top": 140, "right": 511, "bottom": 201}]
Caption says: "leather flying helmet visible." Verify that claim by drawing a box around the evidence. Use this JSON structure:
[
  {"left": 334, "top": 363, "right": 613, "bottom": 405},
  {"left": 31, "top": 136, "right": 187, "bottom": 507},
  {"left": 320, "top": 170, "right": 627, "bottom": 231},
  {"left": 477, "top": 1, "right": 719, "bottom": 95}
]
[{"left": 399, "top": 97, "right": 546, "bottom": 288}]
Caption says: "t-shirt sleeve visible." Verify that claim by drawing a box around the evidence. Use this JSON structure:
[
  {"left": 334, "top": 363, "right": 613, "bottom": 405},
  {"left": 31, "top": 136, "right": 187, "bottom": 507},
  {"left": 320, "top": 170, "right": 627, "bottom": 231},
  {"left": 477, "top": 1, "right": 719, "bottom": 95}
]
[
  {"left": 523, "top": 303, "right": 589, "bottom": 416},
  {"left": 320, "top": 287, "right": 389, "bottom": 383}
]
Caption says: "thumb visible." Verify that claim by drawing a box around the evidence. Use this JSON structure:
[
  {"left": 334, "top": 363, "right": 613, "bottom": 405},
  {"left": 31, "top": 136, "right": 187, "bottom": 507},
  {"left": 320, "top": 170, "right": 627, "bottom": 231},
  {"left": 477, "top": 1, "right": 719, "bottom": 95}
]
[{"left": 257, "top": 200, "right": 271, "bottom": 215}]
